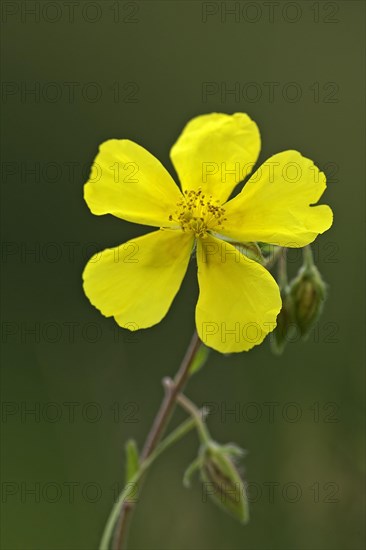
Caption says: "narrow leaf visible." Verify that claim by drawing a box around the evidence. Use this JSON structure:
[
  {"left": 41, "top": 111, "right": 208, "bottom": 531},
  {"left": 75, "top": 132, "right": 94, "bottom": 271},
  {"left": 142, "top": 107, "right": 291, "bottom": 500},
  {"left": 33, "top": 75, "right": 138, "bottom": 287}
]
[
  {"left": 189, "top": 344, "right": 210, "bottom": 376},
  {"left": 125, "top": 439, "right": 140, "bottom": 483}
]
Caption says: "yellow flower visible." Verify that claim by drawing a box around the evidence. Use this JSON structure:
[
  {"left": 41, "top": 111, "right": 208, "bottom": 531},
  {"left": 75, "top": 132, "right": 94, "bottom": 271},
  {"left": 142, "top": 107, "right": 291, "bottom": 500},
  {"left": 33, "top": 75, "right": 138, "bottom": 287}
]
[{"left": 82, "top": 113, "right": 333, "bottom": 353}]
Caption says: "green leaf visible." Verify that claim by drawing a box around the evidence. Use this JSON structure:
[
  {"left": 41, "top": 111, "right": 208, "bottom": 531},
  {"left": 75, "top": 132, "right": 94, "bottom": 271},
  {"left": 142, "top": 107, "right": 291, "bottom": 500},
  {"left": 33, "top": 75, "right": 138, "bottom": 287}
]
[
  {"left": 189, "top": 343, "right": 210, "bottom": 376},
  {"left": 220, "top": 443, "right": 247, "bottom": 459},
  {"left": 125, "top": 439, "right": 140, "bottom": 484},
  {"left": 183, "top": 456, "right": 202, "bottom": 488}
]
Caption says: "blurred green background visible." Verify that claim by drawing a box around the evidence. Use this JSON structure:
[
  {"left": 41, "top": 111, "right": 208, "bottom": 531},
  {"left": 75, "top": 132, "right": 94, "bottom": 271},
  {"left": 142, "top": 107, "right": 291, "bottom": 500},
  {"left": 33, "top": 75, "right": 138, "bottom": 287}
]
[{"left": 1, "top": 1, "right": 365, "bottom": 549}]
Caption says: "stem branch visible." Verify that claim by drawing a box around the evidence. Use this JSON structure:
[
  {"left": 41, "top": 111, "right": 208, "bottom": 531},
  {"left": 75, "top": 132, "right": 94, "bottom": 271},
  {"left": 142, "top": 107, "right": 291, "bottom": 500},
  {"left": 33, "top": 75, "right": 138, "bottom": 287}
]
[
  {"left": 100, "top": 414, "right": 203, "bottom": 550},
  {"left": 111, "top": 330, "right": 201, "bottom": 550},
  {"left": 175, "top": 391, "right": 211, "bottom": 444}
]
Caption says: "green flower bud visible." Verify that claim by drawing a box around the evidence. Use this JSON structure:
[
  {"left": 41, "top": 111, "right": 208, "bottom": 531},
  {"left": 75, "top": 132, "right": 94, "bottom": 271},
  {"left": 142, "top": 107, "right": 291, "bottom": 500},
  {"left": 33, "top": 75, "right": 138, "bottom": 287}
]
[
  {"left": 200, "top": 442, "right": 249, "bottom": 524},
  {"left": 270, "top": 287, "right": 296, "bottom": 355},
  {"left": 290, "top": 263, "right": 327, "bottom": 340}
]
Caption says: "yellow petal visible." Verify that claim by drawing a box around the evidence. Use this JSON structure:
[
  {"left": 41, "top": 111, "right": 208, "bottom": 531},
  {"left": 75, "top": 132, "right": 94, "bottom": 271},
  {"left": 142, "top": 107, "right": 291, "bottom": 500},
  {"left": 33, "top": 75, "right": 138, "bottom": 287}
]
[
  {"left": 84, "top": 140, "right": 183, "bottom": 227},
  {"left": 170, "top": 113, "right": 261, "bottom": 203},
  {"left": 195, "top": 235, "right": 281, "bottom": 353},
  {"left": 222, "top": 151, "right": 333, "bottom": 247},
  {"left": 83, "top": 229, "right": 194, "bottom": 329}
]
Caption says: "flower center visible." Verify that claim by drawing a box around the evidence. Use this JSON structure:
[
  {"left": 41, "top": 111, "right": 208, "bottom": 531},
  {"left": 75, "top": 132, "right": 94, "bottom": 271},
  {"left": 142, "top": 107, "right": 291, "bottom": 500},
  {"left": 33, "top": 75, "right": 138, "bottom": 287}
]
[{"left": 169, "top": 189, "right": 227, "bottom": 238}]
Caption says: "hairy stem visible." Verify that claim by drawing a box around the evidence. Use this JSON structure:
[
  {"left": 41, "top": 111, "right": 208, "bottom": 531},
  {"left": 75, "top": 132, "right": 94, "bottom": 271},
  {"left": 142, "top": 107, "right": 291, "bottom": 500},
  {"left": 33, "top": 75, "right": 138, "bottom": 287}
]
[
  {"left": 264, "top": 245, "right": 283, "bottom": 270},
  {"left": 111, "top": 330, "right": 201, "bottom": 550},
  {"left": 303, "top": 244, "right": 314, "bottom": 270},
  {"left": 100, "top": 414, "right": 204, "bottom": 550},
  {"left": 175, "top": 390, "right": 211, "bottom": 445},
  {"left": 278, "top": 247, "right": 288, "bottom": 288}
]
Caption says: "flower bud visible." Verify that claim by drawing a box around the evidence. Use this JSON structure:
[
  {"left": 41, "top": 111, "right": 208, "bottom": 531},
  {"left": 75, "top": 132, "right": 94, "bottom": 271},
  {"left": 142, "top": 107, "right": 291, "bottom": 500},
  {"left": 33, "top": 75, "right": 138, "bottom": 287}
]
[
  {"left": 290, "top": 263, "right": 327, "bottom": 340},
  {"left": 200, "top": 442, "right": 249, "bottom": 524},
  {"left": 270, "top": 287, "right": 296, "bottom": 355}
]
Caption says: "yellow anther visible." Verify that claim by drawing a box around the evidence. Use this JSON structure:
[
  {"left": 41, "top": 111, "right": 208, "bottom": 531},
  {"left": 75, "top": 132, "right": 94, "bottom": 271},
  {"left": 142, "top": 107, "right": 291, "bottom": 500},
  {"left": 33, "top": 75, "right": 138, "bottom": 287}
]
[{"left": 169, "top": 188, "right": 226, "bottom": 237}]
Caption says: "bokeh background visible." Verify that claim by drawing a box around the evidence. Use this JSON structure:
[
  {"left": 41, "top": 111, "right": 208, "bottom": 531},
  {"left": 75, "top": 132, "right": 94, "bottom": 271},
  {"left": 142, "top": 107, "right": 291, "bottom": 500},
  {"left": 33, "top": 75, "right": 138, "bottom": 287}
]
[{"left": 1, "top": 1, "right": 365, "bottom": 549}]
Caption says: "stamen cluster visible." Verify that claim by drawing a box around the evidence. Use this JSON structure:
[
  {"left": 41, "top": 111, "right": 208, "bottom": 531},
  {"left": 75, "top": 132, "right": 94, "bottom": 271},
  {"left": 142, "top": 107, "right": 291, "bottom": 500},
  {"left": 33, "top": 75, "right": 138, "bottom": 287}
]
[{"left": 169, "top": 189, "right": 227, "bottom": 237}]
